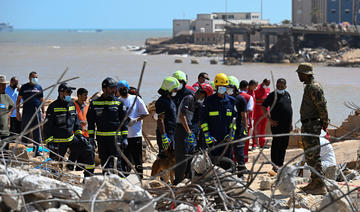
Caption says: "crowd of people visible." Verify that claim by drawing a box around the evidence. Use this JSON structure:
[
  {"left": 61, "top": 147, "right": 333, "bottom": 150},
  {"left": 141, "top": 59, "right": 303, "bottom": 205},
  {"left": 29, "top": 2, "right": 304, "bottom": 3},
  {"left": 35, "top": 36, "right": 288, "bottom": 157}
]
[{"left": 0, "top": 62, "right": 329, "bottom": 195}]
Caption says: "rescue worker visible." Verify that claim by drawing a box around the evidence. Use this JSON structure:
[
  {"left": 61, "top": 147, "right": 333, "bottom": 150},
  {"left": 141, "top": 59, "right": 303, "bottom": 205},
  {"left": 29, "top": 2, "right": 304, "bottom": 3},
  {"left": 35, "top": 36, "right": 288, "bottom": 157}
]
[
  {"left": 200, "top": 73, "right": 237, "bottom": 169},
  {"left": 155, "top": 76, "right": 180, "bottom": 153},
  {"left": 192, "top": 72, "right": 210, "bottom": 91},
  {"left": 118, "top": 80, "right": 149, "bottom": 178},
  {"left": 297, "top": 63, "right": 328, "bottom": 195},
  {"left": 44, "top": 83, "right": 94, "bottom": 177},
  {"left": 228, "top": 76, "right": 248, "bottom": 177},
  {"left": 87, "top": 77, "right": 128, "bottom": 174},
  {"left": 73, "top": 88, "right": 89, "bottom": 138},
  {"left": 174, "top": 83, "right": 213, "bottom": 184},
  {"left": 239, "top": 80, "right": 254, "bottom": 162},
  {"left": 172, "top": 70, "right": 194, "bottom": 109},
  {"left": 253, "top": 78, "right": 270, "bottom": 148},
  {"left": 0, "top": 75, "right": 15, "bottom": 150}
]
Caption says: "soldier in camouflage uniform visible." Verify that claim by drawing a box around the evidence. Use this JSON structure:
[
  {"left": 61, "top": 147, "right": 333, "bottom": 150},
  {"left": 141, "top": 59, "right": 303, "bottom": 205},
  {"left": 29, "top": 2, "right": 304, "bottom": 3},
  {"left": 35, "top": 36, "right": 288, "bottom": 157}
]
[{"left": 297, "top": 63, "right": 328, "bottom": 195}]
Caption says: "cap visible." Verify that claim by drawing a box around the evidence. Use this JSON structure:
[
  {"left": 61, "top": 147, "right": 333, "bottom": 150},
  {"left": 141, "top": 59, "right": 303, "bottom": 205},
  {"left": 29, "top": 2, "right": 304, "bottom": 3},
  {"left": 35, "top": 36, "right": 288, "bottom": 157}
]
[
  {"left": 117, "top": 80, "right": 130, "bottom": 90},
  {"left": 296, "top": 63, "right": 314, "bottom": 75},
  {"left": 58, "top": 83, "right": 76, "bottom": 92},
  {"left": 198, "top": 72, "right": 209, "bottom": 80},
  {"left": 0, "top": 75, "right": 9, "bottom": 84}
]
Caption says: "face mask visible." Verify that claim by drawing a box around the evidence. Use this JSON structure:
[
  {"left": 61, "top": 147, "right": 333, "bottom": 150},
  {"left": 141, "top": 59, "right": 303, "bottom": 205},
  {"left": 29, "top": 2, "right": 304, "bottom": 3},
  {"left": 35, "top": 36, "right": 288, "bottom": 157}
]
[
  {"left": 171, "top": 92, "right": 177, "bottom": 97},
  {"left": 218, "top": 86, "right": 227, "bottom": 95},
  {"left": 11, "top": 84, "right": 18, "bottom": 89},
  {"left": 119, "top": 88, "right": 128, "bottom": 97},
  {"left": 227, "top": 88, "right": 234, "bottom": 95},
  {"left": 197, "top": 98, "right": 204, "bottom": 104},
  {"left": 277, "top": 89, "right": 285, "bottom": 95},
  {"left": 31, "top": 78, "right": 38, "bottom": 85},
  {"left": 263, "top": 85, "right": 269, "bottom": 89},
  {"left": 178, "top": 83, "right": 183, "bottom": 90},
  {"left": 64, "top": 95, "right": 72, "bottom": 102}
]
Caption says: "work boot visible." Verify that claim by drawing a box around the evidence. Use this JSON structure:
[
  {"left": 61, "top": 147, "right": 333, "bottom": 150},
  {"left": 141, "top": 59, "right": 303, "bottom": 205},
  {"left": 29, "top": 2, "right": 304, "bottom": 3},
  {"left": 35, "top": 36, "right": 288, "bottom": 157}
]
[
  {"left": 300, "top": 181, "right": 316, "bottom": 193},
  {"left": 305, "top": 184, "right": 327, "bottom": 195}
]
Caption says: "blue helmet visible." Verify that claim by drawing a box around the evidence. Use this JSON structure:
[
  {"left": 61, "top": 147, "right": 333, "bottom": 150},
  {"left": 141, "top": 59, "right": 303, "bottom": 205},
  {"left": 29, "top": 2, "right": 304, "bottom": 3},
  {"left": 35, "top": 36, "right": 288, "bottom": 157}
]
[{"left": 117, "top": 80, "right": 130, "bottom": 90}]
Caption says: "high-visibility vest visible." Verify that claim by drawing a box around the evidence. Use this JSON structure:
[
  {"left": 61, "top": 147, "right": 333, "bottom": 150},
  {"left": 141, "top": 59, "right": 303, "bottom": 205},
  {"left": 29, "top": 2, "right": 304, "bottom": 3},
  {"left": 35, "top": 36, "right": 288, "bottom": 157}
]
[{"left": 74, "top": 101, "right": 89, "bottom": 137}]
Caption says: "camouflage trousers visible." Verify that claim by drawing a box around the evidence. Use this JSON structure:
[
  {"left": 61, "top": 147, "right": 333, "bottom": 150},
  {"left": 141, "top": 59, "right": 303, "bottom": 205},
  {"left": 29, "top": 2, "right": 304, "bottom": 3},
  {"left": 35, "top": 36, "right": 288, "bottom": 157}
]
[{"left": 301, "top": 121, "right": 324, "bottom": 184}]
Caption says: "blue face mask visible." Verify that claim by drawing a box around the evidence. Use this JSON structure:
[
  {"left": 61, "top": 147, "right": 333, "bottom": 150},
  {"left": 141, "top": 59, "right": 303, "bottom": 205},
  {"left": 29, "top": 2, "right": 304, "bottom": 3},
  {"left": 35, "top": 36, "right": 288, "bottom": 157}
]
[
  {"left": 218, "top": 86, "right": 227, "bottom": 95},
  {"left": 31, "top": 77, "right": 38, "bottom": 85},
  {"left": 64, "top": 95, "right": 72, "bottom": 102},
  {"left": 276, "top": 89, "right": 285, "bottom": 95}
]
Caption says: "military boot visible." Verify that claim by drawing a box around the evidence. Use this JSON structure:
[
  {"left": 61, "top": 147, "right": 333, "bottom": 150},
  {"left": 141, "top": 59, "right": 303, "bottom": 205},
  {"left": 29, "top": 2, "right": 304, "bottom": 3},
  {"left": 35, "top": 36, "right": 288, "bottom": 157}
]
[{"left": 304, "top": 179, "right": 327, "bottom": 195}]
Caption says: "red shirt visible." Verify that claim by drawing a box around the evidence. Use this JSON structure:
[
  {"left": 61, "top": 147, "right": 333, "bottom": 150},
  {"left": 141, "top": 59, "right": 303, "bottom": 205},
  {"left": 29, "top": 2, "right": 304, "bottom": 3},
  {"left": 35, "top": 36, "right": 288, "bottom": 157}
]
[
  {"left": 192, "top": 82, "right": 201, "bottom": 90},
  {"left": 186, "top": 84, "right": 196, "bottom": 92},
  {"left": 254, "top": 84, "right": 270, "bottom": 105}
]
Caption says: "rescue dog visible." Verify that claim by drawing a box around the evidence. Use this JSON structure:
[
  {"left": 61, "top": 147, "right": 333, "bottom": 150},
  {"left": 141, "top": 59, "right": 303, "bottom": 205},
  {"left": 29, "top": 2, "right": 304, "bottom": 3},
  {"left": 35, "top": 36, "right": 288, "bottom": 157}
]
[{"left": 151, "top": 149, "right": 176, "bottom": 184}]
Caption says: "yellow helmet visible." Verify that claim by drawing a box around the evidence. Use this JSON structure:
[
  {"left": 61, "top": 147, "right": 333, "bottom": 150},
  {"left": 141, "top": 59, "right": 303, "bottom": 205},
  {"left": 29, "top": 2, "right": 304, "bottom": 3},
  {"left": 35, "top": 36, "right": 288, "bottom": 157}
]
[{"left": 214, "top": 73, "right": 229, "bottom": 86}]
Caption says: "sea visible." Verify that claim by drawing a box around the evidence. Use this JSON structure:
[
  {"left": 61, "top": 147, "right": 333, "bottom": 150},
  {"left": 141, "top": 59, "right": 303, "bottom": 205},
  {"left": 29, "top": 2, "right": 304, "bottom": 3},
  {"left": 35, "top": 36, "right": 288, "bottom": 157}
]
[{"left": 1, "top": 29, "right": 360, "bottom": 127}]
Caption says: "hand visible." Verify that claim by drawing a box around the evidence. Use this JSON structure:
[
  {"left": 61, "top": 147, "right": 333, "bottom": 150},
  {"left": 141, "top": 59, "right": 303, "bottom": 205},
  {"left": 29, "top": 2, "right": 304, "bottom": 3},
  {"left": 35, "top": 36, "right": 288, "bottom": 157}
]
[
  {"left": 79, "top": 135, "right": 90, "bottom": 146},
  {"left": 16, "top": 112, "right": 21, "bottom": 121},
  {"left": 89, "top": 137, "right": 97, "bottom": 148},
  {"left": 185, "top": 133, "right": 196, "bottom": 153},
  {"left": 128, "top": 118, "right": 138, "bottom": 127},
  {"left": 121, "top": 138, "right": 128, "bottom": 149},
  {"left": 269, "top": 119, "right": 278, "bottom": 127},
  {"left": 204, "top": 132, "right": 216, "bottom": 145},
  {"left": 41, "top": 112, "right": 46, "bottom": 121},
  {"left": 161, "top": 134, "right": 171, "bottom": 150}
]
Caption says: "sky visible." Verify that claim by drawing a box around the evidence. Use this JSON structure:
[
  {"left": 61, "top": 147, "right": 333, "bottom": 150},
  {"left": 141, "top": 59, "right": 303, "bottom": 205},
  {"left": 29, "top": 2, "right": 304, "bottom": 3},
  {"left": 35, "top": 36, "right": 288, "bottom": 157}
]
[{"left": 0, "top": 0, "right": 291, "bottom": 29}]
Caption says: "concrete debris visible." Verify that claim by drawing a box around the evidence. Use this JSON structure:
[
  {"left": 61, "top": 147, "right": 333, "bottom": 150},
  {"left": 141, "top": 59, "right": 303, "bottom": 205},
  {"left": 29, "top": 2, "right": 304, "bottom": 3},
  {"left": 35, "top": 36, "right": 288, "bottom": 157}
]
[
  {"left": 45, "top": 204, "right": 73, "bottom": 212},
  {"left": 191, "top": 153, "right": 212, "bottom": 175},
  {"left": 174, "top": 203, "right": 199, "bottom": 211},
  {"left": 174, "top": 58, "right": 183, "bottom": 63},
  {"left": 287, "top": 193, "right": 310, "bottom": 209},
  {"left": 80, "top": 174, "right": 155, "bottom": 212},
  {"left": 319, "top": 190, "right": 352, "bottom": 212},
  {"left": 2, "top": 189, "right": 23, "bottom": 211},
  {"left": 277, "top": 166, "right": 298, "bottom": 195},
  {"left": 259, "top": 176, "right": 274, "bottom": 191},
  {"left": 191, "top": 58, "right": 199, "bottom": 64}
]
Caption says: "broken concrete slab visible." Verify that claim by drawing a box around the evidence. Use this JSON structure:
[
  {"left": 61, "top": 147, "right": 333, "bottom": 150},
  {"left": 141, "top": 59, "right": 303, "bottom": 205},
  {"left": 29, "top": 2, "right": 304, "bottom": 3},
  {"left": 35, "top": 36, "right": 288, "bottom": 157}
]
[
  {"left": 2, "top": 189, "right": 23, "bottom": 211},
  {"left": 319, "top": 190, "right": 353, "bottom": 212},
  {"left": 277, "top": 166, "right": 298, "bottom": 195}
]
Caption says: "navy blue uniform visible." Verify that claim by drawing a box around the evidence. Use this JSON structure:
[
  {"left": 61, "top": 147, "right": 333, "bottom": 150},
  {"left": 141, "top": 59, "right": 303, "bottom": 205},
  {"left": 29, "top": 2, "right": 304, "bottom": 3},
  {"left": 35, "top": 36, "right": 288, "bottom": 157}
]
[
  {"left": 19, "top": 83, "right": 43, "bottom": 145},
  {"left": 87, "top": 95, "right": 128, "bottom": 174},
  {"left": 155, "top": 95, "right": 177, "bottom": 151},
  {"left": 44, "top": 98, "right": 95, "bottom": 176},
  {"left": 200, "top": 94, "right": 237, "bottom": 157},
  {"left": 232, "top": 95, "right": 248, "bottom": 169}
]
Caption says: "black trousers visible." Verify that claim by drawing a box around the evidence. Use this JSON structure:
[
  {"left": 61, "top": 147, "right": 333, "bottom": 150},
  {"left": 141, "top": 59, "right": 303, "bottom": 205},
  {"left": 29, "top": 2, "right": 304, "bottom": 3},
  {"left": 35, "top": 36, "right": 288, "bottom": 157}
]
[
  {"left": 123, "top": 137, "right": 143, "bottom": 177},
  {"left": 174, "top": 124, "right": 188, "bottom": 183},
  {"left": 270, "top": 126, "right": 290, "bottom": 167},
  {"left": 48, "top": 142, "right": 70, "bottom": 161},
  {"left": 10, "top": 117, "right": 22, "bottom": 135},
  {"left": 69, "top": 137, "right": 95, "bottom": 177},
  {"left": 97, "top": 136, "right": 123, "bottom": 174}
]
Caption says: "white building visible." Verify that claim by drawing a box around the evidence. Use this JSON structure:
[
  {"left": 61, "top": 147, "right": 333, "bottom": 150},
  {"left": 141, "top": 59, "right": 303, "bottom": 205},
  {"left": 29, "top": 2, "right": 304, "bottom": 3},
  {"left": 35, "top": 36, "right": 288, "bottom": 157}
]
[{"left": 173, "top": 12, "right": 270, "bottom": 37}]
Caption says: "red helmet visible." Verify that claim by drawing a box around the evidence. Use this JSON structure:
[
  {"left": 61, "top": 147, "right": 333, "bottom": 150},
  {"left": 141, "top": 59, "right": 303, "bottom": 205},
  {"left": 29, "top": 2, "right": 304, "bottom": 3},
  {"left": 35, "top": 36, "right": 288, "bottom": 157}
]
[{"left": 197, "top": 83, "right": 213, "bottom": 97}]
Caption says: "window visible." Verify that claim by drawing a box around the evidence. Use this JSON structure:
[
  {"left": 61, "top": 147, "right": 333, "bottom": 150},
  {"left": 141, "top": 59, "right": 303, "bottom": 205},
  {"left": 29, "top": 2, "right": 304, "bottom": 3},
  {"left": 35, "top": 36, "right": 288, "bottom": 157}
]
[
  {"left": 344, "top": 9, "right": 350, "bottom": 13},
  {"left": 331, "top": 9, "right": 336, "bottom": 13}
]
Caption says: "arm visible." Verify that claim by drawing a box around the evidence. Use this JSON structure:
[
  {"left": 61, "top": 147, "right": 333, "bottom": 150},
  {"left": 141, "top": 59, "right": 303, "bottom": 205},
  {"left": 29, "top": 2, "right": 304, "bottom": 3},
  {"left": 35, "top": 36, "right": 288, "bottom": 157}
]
[
  {"left": 16, "top": 95, "right": 22, "bottom": 121},
  {"left": 40, "top": 97, "right": 45, "bottom": 114},
  {"left": 310, "top": 86, "right": 329, "bottom": 130},
  {"left": 241, "top": 111, "right": 247, "bottom": 132},
  {"left": 44, "top": 104, "right": 54, "bottom": 142},
  {"left": 86, "top": 102, "right": 96, "bottom": 139},
  {"left": 157, "top": 113, "right": 166, "bottom": 135},
  {"left": 179, "top": 112, "right": 191, "bottom": 134},
  {"left": 119, "top": 103, "right": 128, "bottom": 139}
]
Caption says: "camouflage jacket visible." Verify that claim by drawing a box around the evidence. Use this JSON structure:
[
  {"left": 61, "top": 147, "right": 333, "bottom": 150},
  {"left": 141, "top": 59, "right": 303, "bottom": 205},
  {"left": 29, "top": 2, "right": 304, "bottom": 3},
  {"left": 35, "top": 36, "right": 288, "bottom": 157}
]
[{"left": 300, "top": 79, "right": 328, "bottom": 124}]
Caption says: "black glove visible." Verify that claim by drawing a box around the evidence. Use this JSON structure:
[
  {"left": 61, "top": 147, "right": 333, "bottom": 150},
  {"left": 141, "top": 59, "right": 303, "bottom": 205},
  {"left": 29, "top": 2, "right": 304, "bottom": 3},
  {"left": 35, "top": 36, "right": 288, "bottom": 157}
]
[
  {"left": 76, "top": 134, "right": 90, "bottom": 146},
  {"left": 89, "top": 137, "right": 97, "bottom": 148}
]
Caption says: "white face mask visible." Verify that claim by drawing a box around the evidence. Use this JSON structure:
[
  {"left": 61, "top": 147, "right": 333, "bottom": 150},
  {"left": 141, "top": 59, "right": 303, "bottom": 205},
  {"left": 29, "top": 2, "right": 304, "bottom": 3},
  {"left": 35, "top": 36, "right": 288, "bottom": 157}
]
[
  {"left": 217, "top": 86, "right": 227, "bottom": 95},
  {"left": 276, "top": 89, "right": 285, "bottom": 95},
  {"left": 171, "top": 92, "right": 177, "bottom": 97},
  {"left": 263, "top": 85, "right": 269, "bottom": 89},
  {"left": 197, "top": 98, "right": 204, "bottom": 104},
  {"left": 31, "top": 77, "right": 38, "bottom": 85},
  {"left": 178, "top": 83, "right": 183, "bottom": 90}
]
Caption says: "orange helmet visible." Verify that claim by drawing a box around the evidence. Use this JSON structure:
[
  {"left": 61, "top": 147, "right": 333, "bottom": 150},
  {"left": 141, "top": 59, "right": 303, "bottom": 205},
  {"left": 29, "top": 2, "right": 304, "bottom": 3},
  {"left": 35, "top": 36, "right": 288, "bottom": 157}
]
[{"left": 197, "top": 83, "right": 213, "bottom": 97}]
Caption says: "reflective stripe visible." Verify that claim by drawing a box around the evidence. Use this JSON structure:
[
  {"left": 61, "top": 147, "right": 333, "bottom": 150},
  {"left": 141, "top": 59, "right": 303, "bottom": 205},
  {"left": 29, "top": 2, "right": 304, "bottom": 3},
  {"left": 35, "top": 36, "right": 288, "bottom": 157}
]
[
  {"left": 45, "top": 136, "right": 54, "bottom": 143},
  {"left": 85, "top": 164, "right": 95, "bottom": 170},
  {"left": 68, "top": 106, "right": 75, "bottom": 111},
  {"left": 52, "top": 134, "right": 74, "bottom": 143},
  {"left": 92, "top": 101, "right": 121, "bottom": 106},
  {"left": 88, "top": 130, "right": 94, "bottom": 135},
  {"left": 209, "top": 111, "right": 219, "bottom": 116},
  {"left": 74, "top": 130, "right": 82, "bottom": 135},
  {"left": 54, "top": 108, "right": 67, "bottom": 112},
  {"left": 226, "top": 111, "right": 232, "bottom": 116},
  {"left": 121, "top": 131, "right": 128, "bottom": 135},
  {"left": 201, "top": 123, "right": 209, "bottom": 132},
  {"left": 96, "top": 131, "right": 122, "bottom": 136}
]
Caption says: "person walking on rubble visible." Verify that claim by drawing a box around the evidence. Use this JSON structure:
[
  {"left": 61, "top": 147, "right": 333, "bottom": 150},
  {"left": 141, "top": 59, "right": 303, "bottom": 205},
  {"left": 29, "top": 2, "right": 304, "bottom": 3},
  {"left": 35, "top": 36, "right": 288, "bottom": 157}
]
[
  {"left": 6, "top": 77, "right": 21, "bottom": 135},
  {"left": 261, "top": 78, "right": 293, "bottom": 173},
  {"left": 297, "top": 63, "right": 328, "bottom": 195},
  {"left": 155, "top": 76, "right": 180, "bottom": 153},
  {"left": 16, "top": 72, "right": 44, "bottom": 156},
  {"left": 44, "top": 83, "right": 95, "bottom": 178},
  {"left": 118, "top": 80, "right": 149, "bottom": 178},
  {"left": 87, "top": 77, "right": 128, "bottom": 175},
  {"left": 200, "top": 73, "right": 237, "bottom": 170},
  {"left": 0, "top": 75, "right": 15, "bottom": 150},
  {"left": 173, "top": 83, "right": 213, "bottom": 184}
]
